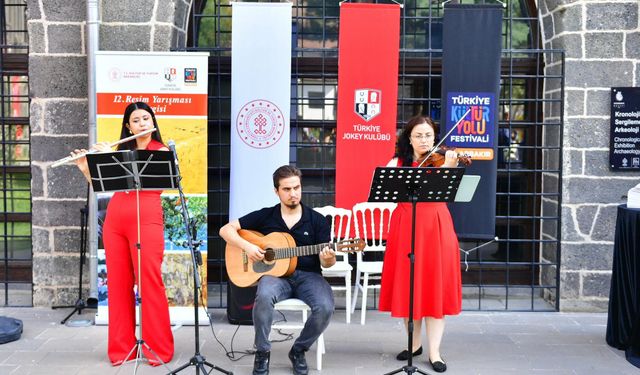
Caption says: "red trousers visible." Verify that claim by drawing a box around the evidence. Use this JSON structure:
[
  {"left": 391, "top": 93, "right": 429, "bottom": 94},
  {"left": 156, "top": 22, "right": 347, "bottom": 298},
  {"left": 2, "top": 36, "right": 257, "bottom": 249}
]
[{"left": 103, "top": 191, "right": 174, "bottom": 365}]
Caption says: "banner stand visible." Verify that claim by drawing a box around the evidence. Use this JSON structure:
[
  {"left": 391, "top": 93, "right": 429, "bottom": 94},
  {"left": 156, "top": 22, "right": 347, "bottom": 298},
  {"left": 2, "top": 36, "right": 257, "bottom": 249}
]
[
  {"left": 94, "top": 51, "right": 209, "bottom": 326},
  {"left": 440, "top": 4, "right": 503, "bottom": 239}
]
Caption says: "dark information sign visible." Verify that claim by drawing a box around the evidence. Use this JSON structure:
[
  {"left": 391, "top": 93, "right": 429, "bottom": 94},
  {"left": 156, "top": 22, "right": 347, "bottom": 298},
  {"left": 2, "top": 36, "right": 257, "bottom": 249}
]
[{"left": 610, "top": 87, "right": 640, "bottom": 170}]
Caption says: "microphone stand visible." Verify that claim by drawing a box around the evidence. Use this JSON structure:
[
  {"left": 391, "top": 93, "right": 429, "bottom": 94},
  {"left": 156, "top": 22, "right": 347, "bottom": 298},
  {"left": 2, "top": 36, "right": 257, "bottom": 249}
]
[
  {"left": 167, "top": 141, "right": 232, "bottom": 375},
  {"left": 52, "top": 183, "right": 96, "bottom": 325}
]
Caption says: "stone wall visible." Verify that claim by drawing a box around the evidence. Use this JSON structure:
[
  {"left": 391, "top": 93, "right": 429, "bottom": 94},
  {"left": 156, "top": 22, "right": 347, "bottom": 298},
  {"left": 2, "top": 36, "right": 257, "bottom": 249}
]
[
  {"left": 28, "top": 0, "right": 192, "bottom": 306},
  {"left": 539, "top": 0, "right": 640, "bottom": 311}
]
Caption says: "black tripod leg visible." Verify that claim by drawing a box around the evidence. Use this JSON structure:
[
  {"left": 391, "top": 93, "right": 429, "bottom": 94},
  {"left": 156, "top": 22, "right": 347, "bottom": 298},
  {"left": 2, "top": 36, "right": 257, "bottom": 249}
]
[
  {"left": 204, "top": 361, "right": 233, "bottom": 375},
  {"left": 168, "top": 361, "right": 192, "bottom": 374},
  {"left": 169, "top": 352, "right": 234, "bottom": 375},
  {"left": 384, "top": 366, "right": 433, "bottom": 375},
  {"left": 169, "top": 356, "right": 234, "bottom": 375},
  {"left": 58, "top": 298, "right": 89, "bottom": 324},
  {"left": 384, "top": 368, "right": 405, "bottom": 375},
  {"left": 59, "top": 306, "right": 80, "bottom": 324},
  {"left": 195, "top": 363, "right": 208, "bottom": 375}
]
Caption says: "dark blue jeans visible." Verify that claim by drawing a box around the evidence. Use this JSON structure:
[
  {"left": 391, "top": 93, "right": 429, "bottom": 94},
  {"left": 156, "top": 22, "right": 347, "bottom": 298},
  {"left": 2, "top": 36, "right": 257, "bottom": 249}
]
[{"left": 253, "top": 270, "right": 335, "bottom": 352}]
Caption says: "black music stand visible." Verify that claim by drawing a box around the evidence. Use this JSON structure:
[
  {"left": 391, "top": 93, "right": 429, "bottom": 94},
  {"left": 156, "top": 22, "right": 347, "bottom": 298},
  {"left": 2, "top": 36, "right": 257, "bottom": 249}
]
[
  {"left": 87, "top": 150, "right": 178, "bottom": 373},
  {"left": 368, "top": 166, "right": 466, "bottom": 375}
]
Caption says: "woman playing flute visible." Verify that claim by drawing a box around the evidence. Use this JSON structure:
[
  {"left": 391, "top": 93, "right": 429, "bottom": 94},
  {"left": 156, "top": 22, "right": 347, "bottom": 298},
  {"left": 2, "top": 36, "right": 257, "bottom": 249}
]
[{"left": 71, "top": 101, "right": 174, "bottom": 366}]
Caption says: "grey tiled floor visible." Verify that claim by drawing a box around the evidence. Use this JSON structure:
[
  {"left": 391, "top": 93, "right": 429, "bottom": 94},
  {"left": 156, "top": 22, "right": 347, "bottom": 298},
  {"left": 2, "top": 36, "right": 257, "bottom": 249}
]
[{"left": 0, "top": 307, "right": 637, "bottom": 375}]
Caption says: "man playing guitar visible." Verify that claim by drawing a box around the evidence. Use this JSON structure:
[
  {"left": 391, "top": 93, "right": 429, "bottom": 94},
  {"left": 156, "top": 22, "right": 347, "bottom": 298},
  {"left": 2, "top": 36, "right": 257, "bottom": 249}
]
[{"left": 219, "top": 165, "right": 336, "bottom": 375}]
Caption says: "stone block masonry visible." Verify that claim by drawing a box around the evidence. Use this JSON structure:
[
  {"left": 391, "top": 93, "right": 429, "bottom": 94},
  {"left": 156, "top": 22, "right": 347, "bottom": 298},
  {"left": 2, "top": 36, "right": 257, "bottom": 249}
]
[
  {"left": 539, "top": 0, "right": 640, "bottom": 312},
  {"left": 28, "top": 0, "right": 191, "bottom": 307}
]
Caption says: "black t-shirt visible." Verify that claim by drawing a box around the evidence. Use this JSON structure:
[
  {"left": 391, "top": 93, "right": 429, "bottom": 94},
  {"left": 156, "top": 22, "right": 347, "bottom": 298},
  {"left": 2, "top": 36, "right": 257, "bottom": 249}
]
[{"left": 238, "top": 203, "right": 331, "bottom": 273}]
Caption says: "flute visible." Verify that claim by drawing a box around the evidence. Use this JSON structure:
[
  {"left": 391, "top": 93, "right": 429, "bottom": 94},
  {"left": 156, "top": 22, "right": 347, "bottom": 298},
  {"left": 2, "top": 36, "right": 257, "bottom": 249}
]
[{"left": 51, "top": 128, "right": 157, "bottom": 168}]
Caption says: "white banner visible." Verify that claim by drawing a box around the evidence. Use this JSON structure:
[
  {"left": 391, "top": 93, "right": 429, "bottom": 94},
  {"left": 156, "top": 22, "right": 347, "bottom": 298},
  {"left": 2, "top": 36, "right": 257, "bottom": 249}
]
[
  {"left": 94, "top": 51, "right": 209, "bottom": 325},
  {"left": 230, "top": 2, "right": 292, "bottom": 219}
]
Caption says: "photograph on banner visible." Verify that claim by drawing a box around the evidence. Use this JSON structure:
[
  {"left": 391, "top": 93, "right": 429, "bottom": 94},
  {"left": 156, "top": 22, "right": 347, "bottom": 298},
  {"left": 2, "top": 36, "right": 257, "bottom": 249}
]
[
  {"left": 96, "top": 194, "right": 208, "bottom": 308},
  {"left": 96, "top": 116, "right": 206, "bottom": 194},
  {"left": 94, "top": 51, "right": 209, "bottom": 324},
  {"left": 445, "top": 92, "right": 496, "bottom": 161}
]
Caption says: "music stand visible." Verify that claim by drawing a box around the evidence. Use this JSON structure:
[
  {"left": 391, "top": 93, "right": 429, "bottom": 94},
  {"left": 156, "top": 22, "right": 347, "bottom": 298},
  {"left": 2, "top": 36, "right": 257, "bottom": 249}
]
[
  {"left": 367, "top": 166, "right": 468, "bottom": 375},
  {"left": 87, "top": 150, "right": 178, "bottom": 373}
]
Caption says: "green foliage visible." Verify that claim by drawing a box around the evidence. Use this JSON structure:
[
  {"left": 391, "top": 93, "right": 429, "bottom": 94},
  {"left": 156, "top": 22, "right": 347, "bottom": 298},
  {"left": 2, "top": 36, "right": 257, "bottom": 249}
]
[
  {"left": 162, "top": 196, "right": 207, "bottom": 246},
  {"left": 198, "top": 0, "right": 232, "bottom": 48},
  {"left": 0, "top": 172, "right": 30, "bottom": 213}
]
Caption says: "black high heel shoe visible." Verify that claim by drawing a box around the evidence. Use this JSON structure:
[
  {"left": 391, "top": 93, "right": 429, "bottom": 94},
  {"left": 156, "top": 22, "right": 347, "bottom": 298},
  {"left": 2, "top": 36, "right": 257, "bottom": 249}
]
[
  {"left": 396, "top": 346, "right": 423, "bottom": 361},
  {"left": 429, "top": 358, "right": 447, "bottom": 373}
]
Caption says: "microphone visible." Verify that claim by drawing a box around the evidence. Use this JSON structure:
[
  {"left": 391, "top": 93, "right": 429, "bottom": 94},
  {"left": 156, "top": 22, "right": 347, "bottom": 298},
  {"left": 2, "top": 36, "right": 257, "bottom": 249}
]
[{"left": 167, "top": 140, "right": 178, "bottom": 167}]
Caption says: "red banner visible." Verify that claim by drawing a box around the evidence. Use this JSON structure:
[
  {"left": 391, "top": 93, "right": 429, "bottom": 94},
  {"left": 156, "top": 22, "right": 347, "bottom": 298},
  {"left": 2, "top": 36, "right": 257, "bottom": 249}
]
[{"left": 336, "top": 3, "right": 400, "bottom": 212}]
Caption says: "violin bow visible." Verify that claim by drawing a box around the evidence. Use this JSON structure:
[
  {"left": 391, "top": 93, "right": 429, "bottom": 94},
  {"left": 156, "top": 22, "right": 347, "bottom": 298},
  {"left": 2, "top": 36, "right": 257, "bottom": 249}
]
[{"left": 417, "top": 107, "right": 472, "bottom": 168}]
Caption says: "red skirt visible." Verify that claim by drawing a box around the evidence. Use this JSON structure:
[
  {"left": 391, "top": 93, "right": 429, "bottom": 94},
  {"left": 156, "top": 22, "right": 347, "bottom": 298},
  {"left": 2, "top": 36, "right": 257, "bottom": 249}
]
[{"left": 379, "top": 202, "right": 462, "bottom": 319}]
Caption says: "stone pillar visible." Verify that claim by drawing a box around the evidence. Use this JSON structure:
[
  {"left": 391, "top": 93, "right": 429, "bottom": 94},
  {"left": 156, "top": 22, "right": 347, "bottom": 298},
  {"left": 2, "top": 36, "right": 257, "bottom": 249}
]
[
  {"left": 29, "top": 0, "right": 191, "bottom": 307},
  {"left": 539, "top": 0, "right": 640, "bottom": 311},
  {"left": 100, "top": 0, "right": 191, "bottom": 51}
]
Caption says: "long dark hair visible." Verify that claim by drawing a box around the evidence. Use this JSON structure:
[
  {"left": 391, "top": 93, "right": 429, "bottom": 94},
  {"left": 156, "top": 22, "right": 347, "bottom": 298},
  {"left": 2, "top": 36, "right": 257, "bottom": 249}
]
[
  {"left": 394, "top": 116, "right": 438, "bottom": 167},
  {"left": 116, "top": 101, "right": 165, "bottom": 150}
]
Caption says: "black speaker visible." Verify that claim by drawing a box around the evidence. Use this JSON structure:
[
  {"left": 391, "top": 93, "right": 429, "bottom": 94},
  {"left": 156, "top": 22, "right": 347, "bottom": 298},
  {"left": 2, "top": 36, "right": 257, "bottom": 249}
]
[
  {"left": 0, "top": 316, "right": 22, "bottom": 344},
  {"left": 227, "top": 282, "right": 256, "bottom": 325}
]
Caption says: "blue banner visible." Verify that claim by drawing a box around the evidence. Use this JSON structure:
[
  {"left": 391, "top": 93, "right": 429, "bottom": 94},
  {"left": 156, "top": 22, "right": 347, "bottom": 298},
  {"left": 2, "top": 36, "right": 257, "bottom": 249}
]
[{"left": 441, "top": 4, "right": 503, "bottom": 240}]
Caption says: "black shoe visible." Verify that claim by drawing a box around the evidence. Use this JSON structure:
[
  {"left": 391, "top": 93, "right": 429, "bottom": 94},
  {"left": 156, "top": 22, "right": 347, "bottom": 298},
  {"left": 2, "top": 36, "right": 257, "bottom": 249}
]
[
  {"left": 288, "top": 347, "right": 309, "bottom": 375},
  {"left": 429, "top": 358, "right": 447, "bottom": 373},
  {"left": 253, "top": 350, "right": 270, "bottom": 375},
  {"left": 396, "top": 346, "right": 423, "bottom": 361}
]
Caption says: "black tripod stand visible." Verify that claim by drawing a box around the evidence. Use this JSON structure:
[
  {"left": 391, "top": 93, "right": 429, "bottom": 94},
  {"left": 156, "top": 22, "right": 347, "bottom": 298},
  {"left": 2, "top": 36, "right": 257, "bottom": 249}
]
[
  {"left": 52, "top": 184, "right": 97, "bottom": 324},
  {"left": 167, "top": 141, "right": 232, "bottom": 375},
  {"left": 366, "top": 166, "right": 466, "bottom": 375}
]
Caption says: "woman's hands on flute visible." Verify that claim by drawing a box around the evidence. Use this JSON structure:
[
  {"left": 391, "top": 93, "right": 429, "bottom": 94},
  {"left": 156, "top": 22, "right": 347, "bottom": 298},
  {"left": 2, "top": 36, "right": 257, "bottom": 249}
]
[{"left": 71, "top": 142, "right": 112, "bottom": 183}]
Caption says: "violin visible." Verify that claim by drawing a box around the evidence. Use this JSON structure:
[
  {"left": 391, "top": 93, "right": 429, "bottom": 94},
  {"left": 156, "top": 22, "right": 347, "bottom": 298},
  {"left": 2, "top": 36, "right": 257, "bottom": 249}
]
[
  {"left": 415, "top": 112, "right": 474, "bottom": 168},
  {"left": 417, "top": 145, "right": 472, "bottom": 168}
]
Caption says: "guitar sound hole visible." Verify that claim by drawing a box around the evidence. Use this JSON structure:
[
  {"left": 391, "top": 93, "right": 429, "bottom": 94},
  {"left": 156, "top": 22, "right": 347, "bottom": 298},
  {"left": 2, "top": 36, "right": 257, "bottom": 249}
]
[{"left": 264, "top": 249, "right": 275, "bottom": 262}]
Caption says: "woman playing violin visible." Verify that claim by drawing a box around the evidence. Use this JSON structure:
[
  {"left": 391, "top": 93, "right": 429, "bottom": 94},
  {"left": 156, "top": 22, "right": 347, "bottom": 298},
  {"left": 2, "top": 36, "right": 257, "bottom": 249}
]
[{"left": 379, "top": 115, "right": 462, "bottom": 373}]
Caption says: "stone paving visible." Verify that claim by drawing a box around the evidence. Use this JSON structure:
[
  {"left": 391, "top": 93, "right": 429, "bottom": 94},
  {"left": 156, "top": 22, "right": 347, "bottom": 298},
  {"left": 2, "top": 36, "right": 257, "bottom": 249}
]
[{"left": 0, "top": 307, "right": 637, "bottom": 375}]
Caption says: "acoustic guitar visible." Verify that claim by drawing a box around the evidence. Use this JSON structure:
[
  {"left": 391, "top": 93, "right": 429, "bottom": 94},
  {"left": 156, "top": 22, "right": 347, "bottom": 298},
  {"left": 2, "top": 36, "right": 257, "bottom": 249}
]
[{"left": 225, "top": 229, "right": 365, "bottom": 287}]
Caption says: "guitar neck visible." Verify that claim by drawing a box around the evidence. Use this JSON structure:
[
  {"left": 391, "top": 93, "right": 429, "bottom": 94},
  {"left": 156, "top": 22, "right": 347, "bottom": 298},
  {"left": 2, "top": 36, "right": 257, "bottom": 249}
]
[{"left": 273, "top": 242, "right": 332, "bottom": 260}]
